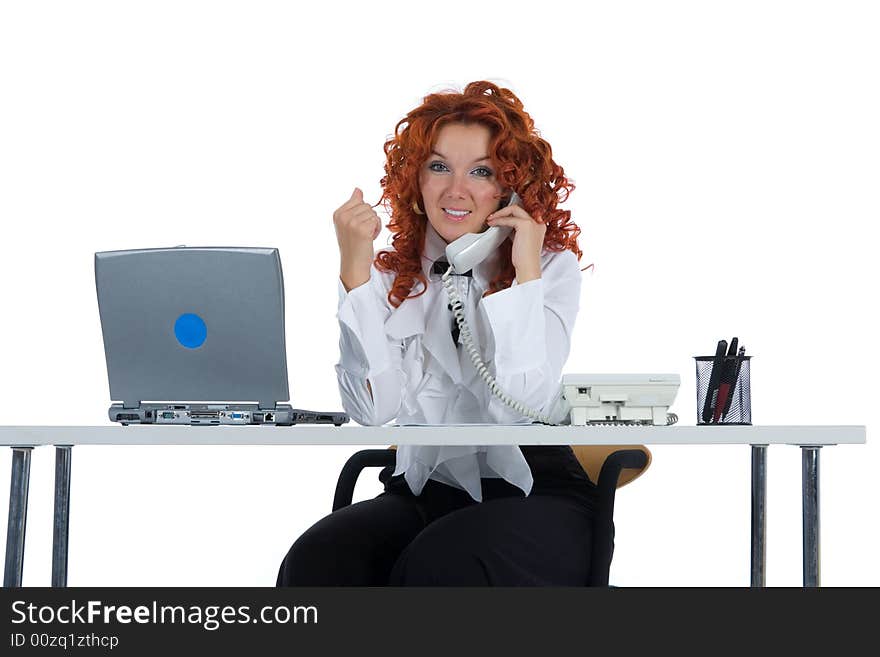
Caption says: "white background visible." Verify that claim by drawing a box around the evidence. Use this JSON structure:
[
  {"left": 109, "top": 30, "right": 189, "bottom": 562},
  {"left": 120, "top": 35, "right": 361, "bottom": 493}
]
[{"left": 0, "top": 1, "right": 876, "bottom": 587}]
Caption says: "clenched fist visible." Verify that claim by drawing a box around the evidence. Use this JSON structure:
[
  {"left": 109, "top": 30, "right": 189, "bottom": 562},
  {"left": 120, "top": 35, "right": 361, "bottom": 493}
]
[{"left": 333, "top": 187, "right": 382, "bottom": 292}]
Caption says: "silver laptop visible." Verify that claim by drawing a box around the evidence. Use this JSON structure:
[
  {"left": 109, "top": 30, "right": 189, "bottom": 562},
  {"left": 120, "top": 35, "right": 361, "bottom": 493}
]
[{"left": 95, "top": 246, "right": 348, "bottom": 427}]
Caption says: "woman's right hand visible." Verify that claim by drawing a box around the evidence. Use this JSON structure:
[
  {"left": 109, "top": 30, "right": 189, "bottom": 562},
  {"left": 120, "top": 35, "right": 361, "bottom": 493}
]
[{"left": 333, "top": 187, "right": 382, "bottom": 292}]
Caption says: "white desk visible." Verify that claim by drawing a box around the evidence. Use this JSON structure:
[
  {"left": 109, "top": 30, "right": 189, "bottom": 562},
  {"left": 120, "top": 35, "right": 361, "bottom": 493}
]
[{"left": 1, "top": 424, "right": 867, "bottom": 588}]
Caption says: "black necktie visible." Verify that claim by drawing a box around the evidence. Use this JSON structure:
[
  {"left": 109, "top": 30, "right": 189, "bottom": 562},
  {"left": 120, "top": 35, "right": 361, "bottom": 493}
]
[
  {"left": 431, "top": 259, "right": 472, "bottom": 277},
  {"left": 432, "top": 260, "right": 470, "bottom": 345}
]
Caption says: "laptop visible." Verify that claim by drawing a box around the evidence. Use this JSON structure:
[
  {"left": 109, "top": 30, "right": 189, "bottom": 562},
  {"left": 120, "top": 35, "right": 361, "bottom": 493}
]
[{"left": 94, "top": 246, "right": 349, "bottom": 427}]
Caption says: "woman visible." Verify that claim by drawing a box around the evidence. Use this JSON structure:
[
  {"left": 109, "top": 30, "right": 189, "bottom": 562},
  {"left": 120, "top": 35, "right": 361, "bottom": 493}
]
[{"left": 277, "top": 80, "right": 595, "bottom": 586}]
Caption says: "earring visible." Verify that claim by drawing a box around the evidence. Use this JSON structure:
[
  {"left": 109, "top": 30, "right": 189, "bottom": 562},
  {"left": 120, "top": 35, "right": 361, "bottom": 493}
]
[{"left": 411, "top": 200, "right": 425, "bottom": 215}]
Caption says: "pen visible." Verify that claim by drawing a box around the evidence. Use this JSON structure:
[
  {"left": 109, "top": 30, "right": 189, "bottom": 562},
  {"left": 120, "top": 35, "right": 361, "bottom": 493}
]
[
  {"left": 713, "top": 337, "right": 738, "bottom": 423},
  {"left": 721, "top": 345, "right": 746, "bottom": 421},
  {"left": 702, "top": 339, "right": 727, "bottom": 424}
]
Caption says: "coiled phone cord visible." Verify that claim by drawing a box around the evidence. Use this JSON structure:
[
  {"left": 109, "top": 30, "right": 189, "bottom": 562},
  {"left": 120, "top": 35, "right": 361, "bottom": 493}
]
[
  {"left": 441, "top": 267, "right": 679, "bottom": 427},
  {"left": 441, "top": 268, "right": 554, "bottom": 425}
]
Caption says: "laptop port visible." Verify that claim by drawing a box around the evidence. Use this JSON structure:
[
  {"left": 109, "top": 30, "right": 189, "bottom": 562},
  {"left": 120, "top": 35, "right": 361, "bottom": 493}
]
[
  {"left": 264, "top": 412, "right": 274, "bottom": 423},
  {"left": 116, "top": 413, "right": 139, "bottom": 421},
  {"left": 190, "top": 410, "right": 220, "bottom": 419}
]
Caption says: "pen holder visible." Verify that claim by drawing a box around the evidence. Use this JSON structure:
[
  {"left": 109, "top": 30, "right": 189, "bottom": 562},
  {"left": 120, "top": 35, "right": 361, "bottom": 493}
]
[{"left": 694, "top": 355, "right": 752, "bottom": 425}]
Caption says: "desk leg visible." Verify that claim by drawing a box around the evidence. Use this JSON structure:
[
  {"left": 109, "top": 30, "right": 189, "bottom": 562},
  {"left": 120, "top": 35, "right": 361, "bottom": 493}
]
[
  {"left": 750, "top": 444, "right": 767, "bottom": 587},
  {"left": 4, "top": 447, "right": 33, "bottom": 587},
  {"left": 802, "top": 446, "right": 821, "bottom": 588},
  {"left": 52, "top": 446, "right": 72, "bottom": 588}
]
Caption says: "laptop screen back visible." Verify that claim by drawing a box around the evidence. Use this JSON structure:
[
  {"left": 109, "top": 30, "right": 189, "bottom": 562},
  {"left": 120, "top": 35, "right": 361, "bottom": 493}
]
[{"left": 95, "top": 246, "right": 290, "bottom": 408}]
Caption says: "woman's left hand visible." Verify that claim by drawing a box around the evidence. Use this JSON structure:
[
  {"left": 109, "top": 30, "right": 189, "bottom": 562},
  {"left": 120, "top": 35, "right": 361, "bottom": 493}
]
[{"left": 486, "top": 205, "right": 546, "bottom": 284}]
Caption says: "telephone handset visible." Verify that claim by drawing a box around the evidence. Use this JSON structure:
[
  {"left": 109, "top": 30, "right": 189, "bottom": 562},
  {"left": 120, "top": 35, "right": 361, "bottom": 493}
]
[{"left": 444, "top": 192, "right": 519, "bottom": 275}]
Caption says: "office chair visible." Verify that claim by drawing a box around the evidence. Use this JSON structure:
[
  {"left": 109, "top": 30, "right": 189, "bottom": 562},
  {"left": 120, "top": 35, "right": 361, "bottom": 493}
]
[{"left": 332, "top": 444, "right": 651, "bottom": 587}]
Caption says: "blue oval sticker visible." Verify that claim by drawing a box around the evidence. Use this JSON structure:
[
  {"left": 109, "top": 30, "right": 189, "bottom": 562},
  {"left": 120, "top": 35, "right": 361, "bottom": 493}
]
[{"left": 174, "top": 313, "right": 207, "bottom": 349}]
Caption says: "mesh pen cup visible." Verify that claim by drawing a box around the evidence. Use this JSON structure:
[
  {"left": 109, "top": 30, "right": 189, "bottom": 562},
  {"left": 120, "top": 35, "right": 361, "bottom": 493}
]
[{"left": 694, "top": 355, "right": 752, "bottom": 425}]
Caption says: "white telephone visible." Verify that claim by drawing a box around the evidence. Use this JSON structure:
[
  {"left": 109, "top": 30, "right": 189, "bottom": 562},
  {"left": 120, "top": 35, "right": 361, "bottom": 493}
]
[{"left": 437, "top": 192, "right": 680, "bottom": 426}]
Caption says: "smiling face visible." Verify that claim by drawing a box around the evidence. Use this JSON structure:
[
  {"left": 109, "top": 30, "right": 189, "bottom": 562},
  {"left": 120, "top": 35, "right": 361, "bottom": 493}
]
[{"left": 418, "top": 122, "right": 506, "bottom": 244}]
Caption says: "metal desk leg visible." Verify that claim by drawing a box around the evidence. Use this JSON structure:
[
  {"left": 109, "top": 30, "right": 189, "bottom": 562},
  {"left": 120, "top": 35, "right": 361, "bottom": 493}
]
[
  {"left": 802, "top": 446, "right": 821, "bottom": 588},
  {"left": 4, "top": 447, "right": 33, "bottom": 587},
  {"left": 751, "top": 444, "right": 767, "bottom": 587},
  {"left": 52, "top": 446, "right": 72, "bottom": 587}
]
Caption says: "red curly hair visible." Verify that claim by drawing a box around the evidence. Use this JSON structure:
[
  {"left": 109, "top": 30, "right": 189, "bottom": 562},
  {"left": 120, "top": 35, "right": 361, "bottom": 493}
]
[{"left": 375, "top": 80, "right": 583, "bottom": 308}]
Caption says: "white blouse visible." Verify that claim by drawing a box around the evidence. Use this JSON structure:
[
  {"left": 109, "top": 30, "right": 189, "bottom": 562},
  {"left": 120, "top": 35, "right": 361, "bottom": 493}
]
[{"left": 335, "top": 223, "right": 581, "bottom": 502}]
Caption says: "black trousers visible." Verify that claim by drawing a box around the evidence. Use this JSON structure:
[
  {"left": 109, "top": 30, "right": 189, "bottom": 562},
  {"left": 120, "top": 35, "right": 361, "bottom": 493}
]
[{"left": 276, "top": 446, "right": 598, "bottom": 586}]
